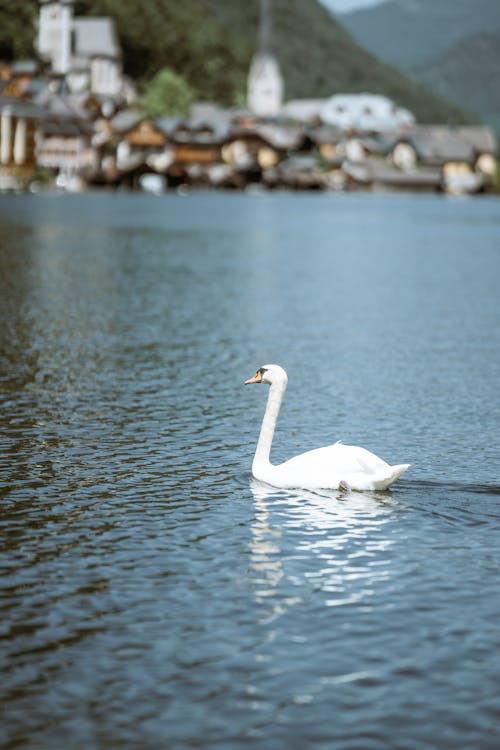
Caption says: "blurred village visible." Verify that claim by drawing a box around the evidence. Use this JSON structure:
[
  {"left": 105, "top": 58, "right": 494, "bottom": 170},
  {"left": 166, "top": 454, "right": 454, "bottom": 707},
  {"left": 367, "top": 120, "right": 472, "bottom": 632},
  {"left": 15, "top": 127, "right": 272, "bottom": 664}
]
[{"left": 0, "top": 0, "right": 498, "bottom": 195}]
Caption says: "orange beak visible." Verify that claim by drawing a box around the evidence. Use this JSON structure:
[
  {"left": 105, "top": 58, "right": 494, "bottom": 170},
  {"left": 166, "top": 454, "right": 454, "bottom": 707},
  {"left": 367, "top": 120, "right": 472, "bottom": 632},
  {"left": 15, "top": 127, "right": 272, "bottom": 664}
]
[{"left": 245, "top": 370, "right": 263, "bottom": 385}]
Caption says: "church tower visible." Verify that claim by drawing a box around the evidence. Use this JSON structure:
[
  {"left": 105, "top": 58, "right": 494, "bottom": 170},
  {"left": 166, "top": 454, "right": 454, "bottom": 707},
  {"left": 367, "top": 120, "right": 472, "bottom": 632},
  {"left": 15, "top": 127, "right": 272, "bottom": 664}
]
[
  {"left": 37, "top": 0, "right": 73, "bottom": 75},
  {"left": 247, "top": 0, "right": 283, "bottom": 117}
]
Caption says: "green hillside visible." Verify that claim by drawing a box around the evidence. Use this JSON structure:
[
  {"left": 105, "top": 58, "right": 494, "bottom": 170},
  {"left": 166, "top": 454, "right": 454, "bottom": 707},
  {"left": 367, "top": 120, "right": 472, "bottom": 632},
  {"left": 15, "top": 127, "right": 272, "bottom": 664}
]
[
  {"left": 334, "top": 0, "right": 500, "bottom": 70},
  {"left": 1, "top": 0, "right": 476, "bottom": 125},
  {"left": 415, "top": 30, "right": 500, "bottom": 134}
]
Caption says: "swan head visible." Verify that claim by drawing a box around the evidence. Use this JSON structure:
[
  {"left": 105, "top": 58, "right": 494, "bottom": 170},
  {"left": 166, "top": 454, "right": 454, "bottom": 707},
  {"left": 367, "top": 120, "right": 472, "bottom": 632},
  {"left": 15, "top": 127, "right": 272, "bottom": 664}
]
[{"left": 245, "top": 364, "right": 288, "bottom": 386}]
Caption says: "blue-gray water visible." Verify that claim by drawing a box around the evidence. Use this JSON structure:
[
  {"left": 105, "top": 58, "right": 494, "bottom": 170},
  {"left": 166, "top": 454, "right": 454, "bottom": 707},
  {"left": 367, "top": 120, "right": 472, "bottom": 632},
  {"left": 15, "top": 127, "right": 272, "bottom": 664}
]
[{"left": 1, "top": 191, "right": 499, "bottom": 749}]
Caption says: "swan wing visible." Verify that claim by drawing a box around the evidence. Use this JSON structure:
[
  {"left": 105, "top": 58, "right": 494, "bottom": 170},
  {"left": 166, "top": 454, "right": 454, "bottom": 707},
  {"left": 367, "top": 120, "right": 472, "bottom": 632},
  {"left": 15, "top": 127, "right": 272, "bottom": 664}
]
[
  {"left": 259, "top": 442, "right": 409, "bottom": 491},
  {"left": 281, "top": 442, "right": 389, "bottom": 475}
]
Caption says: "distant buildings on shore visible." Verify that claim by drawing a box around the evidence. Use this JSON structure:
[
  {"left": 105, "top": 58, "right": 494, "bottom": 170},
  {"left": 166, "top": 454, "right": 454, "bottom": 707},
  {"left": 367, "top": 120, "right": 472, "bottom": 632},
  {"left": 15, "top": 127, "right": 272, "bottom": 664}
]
[{"left": 0, "top": 0, "right": 497, "bottom": 194}]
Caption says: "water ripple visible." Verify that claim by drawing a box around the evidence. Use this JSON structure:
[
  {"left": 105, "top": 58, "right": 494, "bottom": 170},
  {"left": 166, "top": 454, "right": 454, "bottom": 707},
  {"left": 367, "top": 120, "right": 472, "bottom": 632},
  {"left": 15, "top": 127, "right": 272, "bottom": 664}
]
[{"left": 2, "top": 193, "right": 500, "bottom": 749}]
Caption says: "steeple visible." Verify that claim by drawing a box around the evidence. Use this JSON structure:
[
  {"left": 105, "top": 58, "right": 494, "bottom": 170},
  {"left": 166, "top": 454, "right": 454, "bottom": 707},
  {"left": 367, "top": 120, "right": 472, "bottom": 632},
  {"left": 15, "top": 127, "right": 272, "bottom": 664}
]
[
  {"left": 247, "top": 0, "right": 283, "bottom": 118},
  {"left": 258, "top": 0, "right": 272, "bottom": 55}
]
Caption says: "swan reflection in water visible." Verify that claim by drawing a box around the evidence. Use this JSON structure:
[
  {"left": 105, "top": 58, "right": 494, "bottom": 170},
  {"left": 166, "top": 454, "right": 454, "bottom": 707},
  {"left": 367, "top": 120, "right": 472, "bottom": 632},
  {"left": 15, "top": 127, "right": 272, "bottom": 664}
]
[{"left": 249, "top": 479, "right": 402, "bottom": 623}]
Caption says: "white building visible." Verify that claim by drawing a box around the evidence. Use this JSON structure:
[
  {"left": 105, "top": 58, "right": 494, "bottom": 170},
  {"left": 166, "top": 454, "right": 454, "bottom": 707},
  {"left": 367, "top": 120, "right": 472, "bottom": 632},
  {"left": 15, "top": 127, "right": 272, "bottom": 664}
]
[
  {"left": 37, "top": 0, "right": 124, "bottom": 98},
  {"left": 247, "top": 0, "right": 283, "bottom": 117},
  {"left": 247, "top": 53, "right": 283, "bottom": 118},
  {"left": 320, "top": 94, "right": 415, "bottom": 132}
]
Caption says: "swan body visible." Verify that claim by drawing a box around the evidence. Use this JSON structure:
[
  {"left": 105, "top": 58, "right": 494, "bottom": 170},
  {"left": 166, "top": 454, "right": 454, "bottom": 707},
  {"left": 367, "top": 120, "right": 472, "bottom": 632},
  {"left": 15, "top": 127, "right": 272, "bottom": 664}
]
[{"left": 245, "top": 364, "right": 409, "bottom": 492}]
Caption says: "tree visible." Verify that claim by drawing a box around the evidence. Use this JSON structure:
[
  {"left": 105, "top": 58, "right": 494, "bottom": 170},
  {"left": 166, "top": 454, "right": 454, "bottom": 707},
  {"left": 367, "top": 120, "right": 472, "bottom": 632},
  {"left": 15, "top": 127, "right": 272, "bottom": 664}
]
[
  {"left": 139, "top": 67, "right": 196, "bottom": 117},
  {"left": 0, "top": 0, "right": 37, "bottom": 60}
]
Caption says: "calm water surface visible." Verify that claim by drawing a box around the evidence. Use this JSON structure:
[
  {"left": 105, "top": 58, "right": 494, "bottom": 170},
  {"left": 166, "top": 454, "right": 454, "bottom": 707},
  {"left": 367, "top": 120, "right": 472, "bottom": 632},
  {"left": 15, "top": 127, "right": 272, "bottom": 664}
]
[{"left": 1, "top": 191, "right": 500, "bottom": 749}]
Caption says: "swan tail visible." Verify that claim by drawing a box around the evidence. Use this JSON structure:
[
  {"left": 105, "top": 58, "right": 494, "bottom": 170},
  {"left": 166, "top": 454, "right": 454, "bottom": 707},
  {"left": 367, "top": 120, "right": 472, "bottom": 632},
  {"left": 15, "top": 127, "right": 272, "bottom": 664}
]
[{"left": 372, "top": 463, "right": 410, "bottom": 491}]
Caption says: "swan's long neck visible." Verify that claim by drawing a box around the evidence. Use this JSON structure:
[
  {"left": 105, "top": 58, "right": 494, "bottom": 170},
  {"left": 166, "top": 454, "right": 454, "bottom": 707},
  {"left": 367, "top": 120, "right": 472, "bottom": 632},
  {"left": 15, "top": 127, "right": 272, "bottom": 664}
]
[{"left": 253, "top": 379, "right": 286, "bottom": 474}]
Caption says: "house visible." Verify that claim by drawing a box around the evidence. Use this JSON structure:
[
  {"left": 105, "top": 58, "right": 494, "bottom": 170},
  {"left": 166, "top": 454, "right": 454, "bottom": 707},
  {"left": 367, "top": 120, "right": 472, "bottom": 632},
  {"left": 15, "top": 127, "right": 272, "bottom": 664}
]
[
  {"left": 0, "top": 97, "right": 42, "bottom": 190},
  {"left": 164, "top": 120, "right": 235, "bottom": 188},
  {"left": 307, "top": 125, "right": 344, "bottom": 163},
  {"left": 111, "top": 115, "right": 172, "bottom": 182},
  {"left": 455, "top": 126, "right": 497, "bottom": 177},
  {"left": 28, "top": 87, "right": 97, "bottom": 187},
  {"left": 221, "top": 127, "right": 286, "bottom": 174},
  {"left": 320, "top": 94, "right": 415, "bottom": 133},
  {"left": 0, "top": 61, "right": 39, "bottom": 99},
  {"left": 347, "top": 158, "right": 442, "bottom": 192},
  {"left": 170, "top": 121, "right": 223, "bottom": 165},
  {"left": 253, "top": 123, "right": 309, "bottom": 153},
  {"left": 389, "top": 125, "right": 496, "bottom": 194},
  {"left": 37, "top": 114, "right": 97, "bottom": 185},
  {"left": 391, "top": 126, "right": 474, "bottom": 168},
  {"left": 219, "top": 123, "right": 315, "bottom": 188}
]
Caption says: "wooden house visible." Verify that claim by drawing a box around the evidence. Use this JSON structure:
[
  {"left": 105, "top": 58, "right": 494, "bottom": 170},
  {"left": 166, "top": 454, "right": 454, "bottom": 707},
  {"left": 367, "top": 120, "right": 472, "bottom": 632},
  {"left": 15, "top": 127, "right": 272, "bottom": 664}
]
[
  {"left": 149, "top": 120, "right": 229, "bottom": 188},
  {"left": 221, "top": 124, "right": 305, "bottom": 174},
  {"left": 37, "top": 114, "right": 97, "bottom": 180},
  {"left": 389, "top": 125, "right": 495, "bottom": 193},
  {"left": 28, "top": 86, "right": 97, "bottom": 187},
  {"left": 108, "top": 115, "right": 173, "bottom": 181},
  {"left": 170, "top": 122, "right": 222, "bottom": 166},
  {"left": 307, "top": 125, "right": 344, "bottom": 164},
  {"left": 360, "top": 158, "right": 441, "bottom": 192},
  {"left": 455, "top": 127, "right": 498, "bottom": 177},
  {"left": 123, "top": 118, "right": 168, "bottom": 149},
  {"left": 391, "top": 126, "right": 473, "bottom": 168},
  {"left": 222, "top": 127, "right": 276, "bottom": 172}
]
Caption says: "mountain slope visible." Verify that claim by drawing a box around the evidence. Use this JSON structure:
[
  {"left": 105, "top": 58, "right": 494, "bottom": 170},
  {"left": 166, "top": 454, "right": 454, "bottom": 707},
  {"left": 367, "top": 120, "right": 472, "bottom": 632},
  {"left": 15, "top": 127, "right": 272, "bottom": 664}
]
[
  {"left": 333, "top": 0, "right": 500, "bottom": 70},
  {"left": 415, "top": 30, "right": 500, "bottom": 133}
]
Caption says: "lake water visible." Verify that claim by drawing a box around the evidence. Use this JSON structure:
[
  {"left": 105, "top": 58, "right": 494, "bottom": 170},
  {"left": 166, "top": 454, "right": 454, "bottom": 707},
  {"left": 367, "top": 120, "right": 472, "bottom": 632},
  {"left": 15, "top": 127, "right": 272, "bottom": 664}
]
[{"left": 1, "top": 190, "right": 500, "bottom": 749}]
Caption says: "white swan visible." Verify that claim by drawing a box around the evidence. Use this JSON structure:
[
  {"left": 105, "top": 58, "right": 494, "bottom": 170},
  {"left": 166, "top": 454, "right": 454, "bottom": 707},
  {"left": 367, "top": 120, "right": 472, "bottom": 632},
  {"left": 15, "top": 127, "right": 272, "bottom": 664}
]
[{"left": 245, "top": 364, "right": 409, "bottom": 491}]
